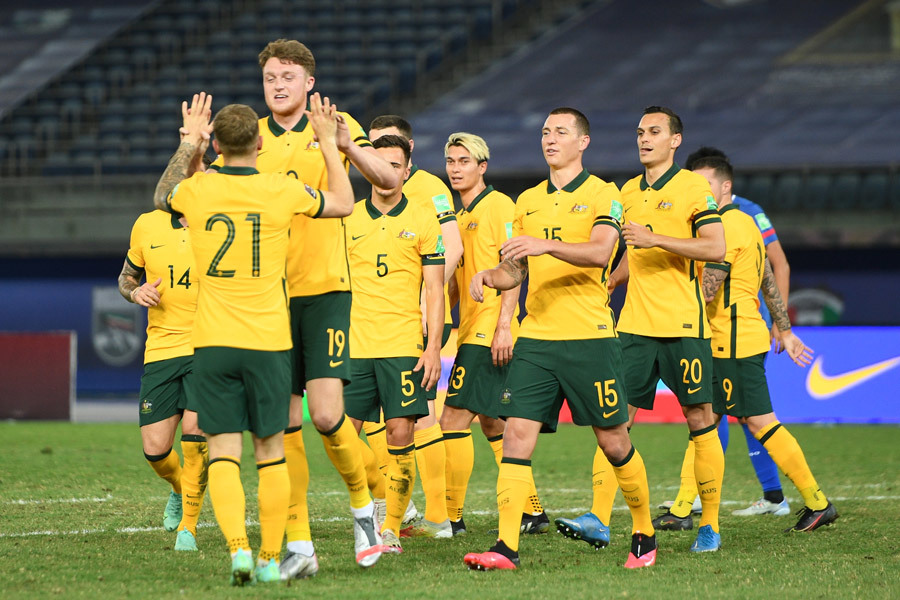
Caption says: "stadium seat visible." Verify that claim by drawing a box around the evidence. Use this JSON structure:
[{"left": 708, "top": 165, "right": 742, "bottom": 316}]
[
  {"left": 859, "top": 172, "right": 889, "bottom": 210},
  {"left": 772, "top": 174, "right": 802, "bottom": 211}
]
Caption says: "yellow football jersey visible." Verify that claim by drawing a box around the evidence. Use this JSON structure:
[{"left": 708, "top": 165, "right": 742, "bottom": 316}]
[
  {"left": 211, "top": 111, "right": 371, "bottom": 297},
  {"left": 404, "top": 165, "right": 455, "bottom": 327},
  {"left": 514, "top": 170, "right": 622, "bottom": 341},
  {"left": 168, "top": 166, "right": 323, "bottom": 351},
  {"left": 617, "top": 164, "right": 722, "bottom": 339},
  {"left": 126, "top": 210, "right": 198, "bottom": 364},
  {"left": 455, "top": 185, "right": 519, "bottom": 347},
  {"left": 707, "top": 205, "right": 771, "bottom": 358},
  {"left": 345, "top": 196, "right": 445, "bottom": 358}
]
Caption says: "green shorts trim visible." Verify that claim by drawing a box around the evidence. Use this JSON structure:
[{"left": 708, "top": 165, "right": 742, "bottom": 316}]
[
  {"left": 139, "top": 355, "right": 194, "bottom": 427},
  {"left": 343, "top": 357, "right": 429, "bottom": 422},
  {"left": 423, "top": 323, "right": 453, "bottom": 401},
  {"left": 712, "top": 353, "right": 772, "bottom": 417},
  {"left": 499, "top": 338, "right": 628, "bottom": 433},
  {"left": 290, "top": 291, "right": 351, "bottom": 393},
  {"left": 193, "top": 347, "right": 291, "bottom": 438},
  {"left": 444, "top": 344, "right": 509, "bottom": 419},
  {"left": 620, "top": 333, "right": 713, "bottom": 410}
]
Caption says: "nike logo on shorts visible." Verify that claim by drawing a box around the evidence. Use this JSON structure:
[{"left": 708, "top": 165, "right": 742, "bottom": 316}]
[
  {"left": 401, "top": 398, "right": 415, "bottom": 407},
  {"left": 329, "top": 360, "right": 344, "bottom": 367}
]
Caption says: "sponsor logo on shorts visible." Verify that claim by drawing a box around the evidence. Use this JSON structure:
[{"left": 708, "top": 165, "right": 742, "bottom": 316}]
[
  {"left": 602, "top": 409, "right": 619, "bottom": 419},
  {"left": 687, "top": 387, "right": 702, "bottom": 394},
  {"left": 329, "top": 360, "right": 344, "bottom": 368},
  {"left": 401, "top": 398, "right": 416, "bottom": 407}
]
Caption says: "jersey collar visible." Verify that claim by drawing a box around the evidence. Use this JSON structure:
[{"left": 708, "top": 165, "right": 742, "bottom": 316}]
[
  {"left": 639, "top": 163, "right": 680, "bottom": 191},
  {"left": 170, "top": 212, "right": 185, "bottom": 229},
  {"left": 465, "top": 185, "right": 494, "bottom": 213},
  {"left": 407, "top": 164, "right": 419, "bottom": 182},
  {"left": 365, "top": 194, "right": 409, "bottom": 219},
  {"left": 217, "top": 166, "right": 259, "bottom": 176},
  {"left": 266, "top": 110, "right": 309, "bottom": 137},
  {"left": 719, "top": 203, "right": 740, "bottom": 215},
  {"left": 546, "top": 169, "right": 589, "bottom": 193}
]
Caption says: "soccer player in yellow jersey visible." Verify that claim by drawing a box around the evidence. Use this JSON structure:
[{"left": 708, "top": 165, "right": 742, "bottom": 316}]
[
  {"left": 687, "top": 156, "right": 837, "bottom": 532},
  {"left": 368, "top": 115, "right": 464, "bottom": 536},
  {"left": 342, "top": 134, "right": 446, "bottom": 553},
  {"left": 440, "top": 131, "right": 549, "bottom": 536},
  {"left": 209, "top": 40, "right": 396, "bottom": 577},
  {"left": 118, "top": 209, "right": 208, "bottom": 552},
  {"left": 153, "top": 93, "right": 356, "bottom": 585},
  {"left": 463, "top": 108, "right": 656, "bottom": 571},
  {"left": 604, "top": 106, "right": 726, "bottom": 554}
]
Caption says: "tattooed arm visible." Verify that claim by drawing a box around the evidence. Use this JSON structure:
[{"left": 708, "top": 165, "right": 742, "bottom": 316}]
[
  {"left": 760, "top": 258, "right": 792, "bottom": 333},
  {"left": 702, "top": 264, "right": 729, "bottom": 303},
  {"left": 153, "top": 92, "right": 213, "bottom": 211},
  {"left": 469, "top": 255, "right": 527, "bottom": 303},
  {"left": 118, "top": 260, "right": 162, "bottom": 307}
]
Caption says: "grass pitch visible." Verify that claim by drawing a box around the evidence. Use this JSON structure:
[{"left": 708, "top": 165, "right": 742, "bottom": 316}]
[{"left": 1, "top": 421, "right": 898, "bottom": 599}]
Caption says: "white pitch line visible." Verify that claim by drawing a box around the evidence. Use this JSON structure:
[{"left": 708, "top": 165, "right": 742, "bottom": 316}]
[{"left": 6, "top": 494, "right": 113, "bottom": 505}]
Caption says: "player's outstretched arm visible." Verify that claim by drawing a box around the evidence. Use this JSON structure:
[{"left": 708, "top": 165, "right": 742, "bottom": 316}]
[
  {"left": 336, "top": 117, "right": 399, "bottom": 190},
  {"left": 491, "top": 284, "right": 520, "bottom": 367},
  {"left": 153, "top": 92, "right": 213, "bottom": 211},
  {"left": 623, "top": 219, "right": 726, "bottom": 263},
  {"left": 307, "top": 93, "right": 354, "bottom": 218},
  {"left": 415, "top": 263, "right": 445, "bottom": 391},
  {"left": 470, "top": 255, "right": 526, "bottom": 302},
  {"left": 761, "top": 257, "right": 800, "bottom": 357}
]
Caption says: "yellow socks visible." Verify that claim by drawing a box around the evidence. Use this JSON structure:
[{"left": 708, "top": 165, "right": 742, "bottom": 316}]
[
  {"left": 443, "top": 429, "right": 474, "bottom": 522},
  {"left": 692, "top": 425, "right": 725, "bottom": 532},
  {"left": 610, "top": 446, "right": 655, "bottom": 536},
  {"left": 383, "top": 444, "right": 416, "bottom": 534},
  {"left": 208, "top": 457, "right": 250, "bottom": 554},
  {"left": 414, "top": 424, "right": 448, "bottom": 523},
  {"left": 496, "top": 458, "right": 533, "bottom": 553},
  {"left": 257, "top": 458, "right": 290, "bottom": 563},
  {"left": 590, "top": 446, "right": 617, "bottom": 524},
  {"left": 358, "top": 437, "right": 386, "bottom": 499},
  {"left": 757, "top": 421, "right": 828, "bottom": 511},
  {"left": 670, "top": 439, "right": 698, "bottom": 519},
  {"left": 145, "top": 447, "right": 182, "bottom": 495},
  {"left": 487, "top": 434, "right": 504, "bottom": 467},
  {"left": 283, "top": 426, "right": 311, "bottom": 544},
  {"left": 363, "top": 420, "right": 389, "bottom": 477},
  {"left": 319, "top": 415, "right": 371, "bottom": 509},
  {"left": 178, "top": 435, "right": 208, "bottom": 535}
]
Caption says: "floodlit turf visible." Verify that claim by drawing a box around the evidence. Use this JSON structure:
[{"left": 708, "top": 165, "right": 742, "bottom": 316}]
[{"left": 1, "top": 421, "right": 898, "bottom": 598}]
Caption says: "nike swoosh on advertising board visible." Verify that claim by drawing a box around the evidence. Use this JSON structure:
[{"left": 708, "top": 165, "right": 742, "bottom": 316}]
[{"left": 805, "top": 355, "right": 900, "bottom": 400}]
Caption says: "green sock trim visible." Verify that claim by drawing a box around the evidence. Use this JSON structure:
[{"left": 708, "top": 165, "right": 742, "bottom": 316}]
[
  {"left": 317, "top": 414, "right": 346, "bottom": 437},
  {"left": 181, "top": 434, "right": 206, "bottom": 443},
  {"left": 144, "top": 448, "right": 172, "bottom": 462},
  {"left": 758, "top": 422, "right": 783, "bottom": 445},
  {"left": 690, "top": 424, "right": 717, "bottom": 438},
  {"left": 209, "top": 457, "right": 240, "bottom": 468},
  {"left": 388, "top": 444, "right": 415, "bottom": 455},
  {"left": 501, "top": 457, "right": 531, "bottom": 467},
  {"left": 610, "top": 445, "right": 635, "bottom": 468},
  {"left": 256, "top": 457, "right": 286, "bottom": 470}
]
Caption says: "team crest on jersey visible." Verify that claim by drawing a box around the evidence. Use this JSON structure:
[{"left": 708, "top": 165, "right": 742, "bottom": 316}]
[
  {"left": 656, "top": 200, "right": 672, "bottom": 210},
  {"left": 466, "top": 221, "right": 479, "bottom": 230},
  {"left": 304, "top": 183, "right": 317, "bottom": 199},
  {"left": 305, "top": 140, "right": 320, "bottom": 150},
  {"left": 398, "top": 229, "right": 417, "bottom": 240},
  {"left": 140, "top": 400, "right": 153, "bottom": 415},
  {"left": 569, "top": 203, "right": 588, "bottom": 214},
  {"left": 92, "top": 286, "right": 143, "bottom": 367},
  {"left": 706, "top": 195, "right": 719, "bottom": 210}
]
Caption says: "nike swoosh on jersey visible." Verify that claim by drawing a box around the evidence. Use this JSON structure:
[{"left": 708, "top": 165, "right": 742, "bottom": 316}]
[
  {"left": 351, "top": 234, "right": 366, "bottom": 240},
  {"left": 525, "top": 210, "right": 539, "bottom": 216},
  {"left": 150, "top": 244, "right": 165, "bottom": 249},
  {"left": 806, "top": 355, "right": 900, "bottom": 400}
]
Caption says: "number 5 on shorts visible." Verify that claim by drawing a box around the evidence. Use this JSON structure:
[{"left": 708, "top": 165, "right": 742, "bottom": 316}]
[{"left": 400, "top": 370, "right": 415, "bottom": 397}]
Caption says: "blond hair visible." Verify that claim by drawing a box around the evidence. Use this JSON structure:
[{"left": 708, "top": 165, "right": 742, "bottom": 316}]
[
  {"left": 444, "top": 132, "right": 490, "bottom": 163},
  {"left": 258, "top": 39, "right": 316, "bottom": 76},
  {"left": 213, "top": 104, "right": 259, "bottom": 157}
]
